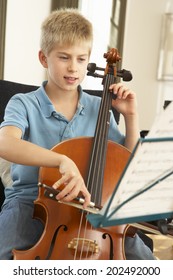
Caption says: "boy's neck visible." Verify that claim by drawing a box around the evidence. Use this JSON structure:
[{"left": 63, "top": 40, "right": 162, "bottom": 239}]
[
  {"left": 45, "top": 81, "right": 78, "bottom": 99},
  {"left": 45, "top": 82, "right": 79, "bottom": 120}
]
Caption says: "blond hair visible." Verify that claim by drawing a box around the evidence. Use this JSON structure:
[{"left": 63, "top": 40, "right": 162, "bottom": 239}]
[{"left": 40, "top": 8, "right": 93, "bottom": 54}]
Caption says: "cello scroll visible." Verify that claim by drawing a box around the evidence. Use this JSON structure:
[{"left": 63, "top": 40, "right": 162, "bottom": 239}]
[{"left": 87, "top": 48, "right": 132, "bottom": 81}]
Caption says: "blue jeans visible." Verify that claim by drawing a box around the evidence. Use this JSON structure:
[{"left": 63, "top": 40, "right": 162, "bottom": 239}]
[
  {"left": 125, "top": 234, "right": 155, "bottom": 260},
  {"left": 0, "top": 198, "right": 44, "bottom": 260},
  {"left": 0, "top": 198, "right": 155, "bottom": 260}
]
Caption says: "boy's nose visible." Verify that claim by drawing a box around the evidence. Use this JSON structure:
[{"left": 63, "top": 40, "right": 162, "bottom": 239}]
[{"left": 68, "top": 60, "right": 77, "bottom": 72}]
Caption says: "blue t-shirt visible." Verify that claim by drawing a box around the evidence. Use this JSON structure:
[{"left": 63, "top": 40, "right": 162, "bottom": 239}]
[{"left": 1, "top": 81, "right": 124, "bottom": 203}]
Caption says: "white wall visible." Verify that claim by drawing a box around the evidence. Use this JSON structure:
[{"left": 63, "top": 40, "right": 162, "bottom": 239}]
[
  {"left": 4, "top": 0, "right": 51, "bottom": 85},
  {"left": 122, "top": 0, "right": 173, "bottom": 131}
]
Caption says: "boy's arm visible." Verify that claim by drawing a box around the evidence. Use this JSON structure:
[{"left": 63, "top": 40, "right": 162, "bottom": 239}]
[
  {"left": 123, "top": 112, "right": 140, "bottom": 151},
  {"left": 0, "top": 126, "right": 91, "bottom": 208},
  {"left": 109, "top": 82, "right": 140, "bottom": 152}
]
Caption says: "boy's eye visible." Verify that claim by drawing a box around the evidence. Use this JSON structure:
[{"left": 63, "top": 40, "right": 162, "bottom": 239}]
[
  {"left": 59, "top": 56, "right": 68, "bottom": 60},
  {"left": 78, "top": 58, "right": 86, "bottom": 62}
]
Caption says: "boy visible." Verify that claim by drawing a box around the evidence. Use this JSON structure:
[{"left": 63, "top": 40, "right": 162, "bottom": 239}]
[{"left": 0, "top": 9, "right": 154, "bottom": 260}]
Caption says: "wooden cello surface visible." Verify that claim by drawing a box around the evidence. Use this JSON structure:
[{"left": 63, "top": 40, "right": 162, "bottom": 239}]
[{"left": 13, "top": 137, "right": 131, "bottom": 260}]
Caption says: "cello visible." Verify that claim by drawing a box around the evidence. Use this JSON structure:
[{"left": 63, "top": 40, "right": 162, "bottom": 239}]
[{"left": 13, "top": 48, "right": 133, "bottom": 260}]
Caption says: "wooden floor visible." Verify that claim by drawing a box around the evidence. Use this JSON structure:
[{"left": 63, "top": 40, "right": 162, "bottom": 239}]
[{"left": 147, "top": 234, "right": 173, "bottom": 260}]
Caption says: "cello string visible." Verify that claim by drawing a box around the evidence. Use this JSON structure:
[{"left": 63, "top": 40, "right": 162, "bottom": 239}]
[
  {"left": 74, "top": 210, "right": 85, "bottom": 260},
  {"left": 84, "top": 223, "right": 95, "bottom": 259},
  {"left": 76, "top": 73, "right": 114, "bottom": 259},
  {"left": 79, "top": 213, "right": 92, "bottom": 259},
  {"left": 74, "top": 210, "right": 96, "bottom": 259},
  {"left": 74, "top": 62, "right": 116, "bottom": 260},
  {"left": 85, "top": 74, "right": 114, "bottom": 258},
  {"left": 94, "top": 74, "right": 113, "bottom": 199},
  {"left": 88, "top": 73, "right": 114, "bottom": 204},
  {"left": 86, "top": 76, "right": 108, "bottom": 200},
  {"left": 95, "top": 74, "right": 113, "bottom": 201}
]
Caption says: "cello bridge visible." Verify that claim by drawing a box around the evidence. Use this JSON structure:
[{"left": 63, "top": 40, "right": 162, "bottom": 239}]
[{"left": 68, "top": 238, "right": 99, "bottom": 253}]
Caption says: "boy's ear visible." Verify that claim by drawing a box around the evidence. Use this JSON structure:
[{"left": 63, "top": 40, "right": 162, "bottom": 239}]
[{"left": 38, "top": 50, "right": 48, "bottom": 68}]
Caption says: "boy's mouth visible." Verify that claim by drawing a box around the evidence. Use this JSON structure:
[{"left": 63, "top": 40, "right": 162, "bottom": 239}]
[
  {"left": 64, "top": 76, "right": 78, "bottom": 84},
  {"left": 64, "top": 76, "right": 78, "bottom": 81}
]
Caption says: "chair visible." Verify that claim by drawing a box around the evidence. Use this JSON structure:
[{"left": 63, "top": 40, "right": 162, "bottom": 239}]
[
  {"left": 0, "top": 79, "right": 120, "bottom": 207},
  {"left": 0, "top": 80, "right": 39, "bottom": 207}
]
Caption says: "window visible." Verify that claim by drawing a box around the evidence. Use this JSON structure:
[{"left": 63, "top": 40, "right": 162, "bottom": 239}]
[
  {"left": 109, "top": 0, "right": 127, "bottom": 55},
  {"left": 51, "top": 0, "right": 78, "bottom": 10}
]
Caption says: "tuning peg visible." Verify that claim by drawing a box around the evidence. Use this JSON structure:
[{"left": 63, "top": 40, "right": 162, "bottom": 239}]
[
  {"left": 87, "top": 63, "right": 105, "bottom": 73},
  {"left": 117, "top": 69, "right": 133, "bottom": 81},
  {"left": 87, "top": 71, "right": 104, "bottom": 78}
]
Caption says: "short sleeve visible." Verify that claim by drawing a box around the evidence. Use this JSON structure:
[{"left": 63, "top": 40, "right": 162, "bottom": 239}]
[
  {"left": 108, "top": 110, "right": 125, "bottom": 145},
  {"left": 0, "top": 94, "right": 29, "bottom": 138}
]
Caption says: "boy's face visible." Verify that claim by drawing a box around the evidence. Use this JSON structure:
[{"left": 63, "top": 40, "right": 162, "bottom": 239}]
[{"left": 40, "top": 42, "right": 90, "bottom": 93}]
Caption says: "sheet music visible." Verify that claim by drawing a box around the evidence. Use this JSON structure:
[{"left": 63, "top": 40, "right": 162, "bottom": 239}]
[
  {"left": 147, "top": 101, "right": 173, "bottom": 138},
  {"left": 98, "top": 140, "right": 173, "bottom": 223},
  {"left": 87, "top": 101, "right": 173, "bottom": 226}
]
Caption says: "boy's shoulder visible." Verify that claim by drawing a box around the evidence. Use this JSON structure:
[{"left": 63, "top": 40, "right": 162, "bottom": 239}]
[
  {"left": 10, "top": 86, "right": 41, "bottom": 101},
  {"left": 80, "top": 89, "right": 103, "bottom": 111}
]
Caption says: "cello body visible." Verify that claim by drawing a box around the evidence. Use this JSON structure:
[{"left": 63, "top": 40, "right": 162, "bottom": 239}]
[{"left": 13, "top": 137, "right": 131, "bottom": 260}]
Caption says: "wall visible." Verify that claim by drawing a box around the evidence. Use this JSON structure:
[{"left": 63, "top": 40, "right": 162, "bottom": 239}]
[
  {"left": 4, "top": 0, "right": 51, "bottom": 85},
  {"left": 122, "top": 0, "right": 173, "bottom": 131}
]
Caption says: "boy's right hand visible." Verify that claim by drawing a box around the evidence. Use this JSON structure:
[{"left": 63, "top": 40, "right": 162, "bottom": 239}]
[{"left": 53, "top": 155, "right": 91, "bottom": 208}]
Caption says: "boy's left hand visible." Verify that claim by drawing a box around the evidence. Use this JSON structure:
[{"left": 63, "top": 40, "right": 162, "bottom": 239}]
[{"left": 109, "top": 83, "right": 138, "bottom": 116}]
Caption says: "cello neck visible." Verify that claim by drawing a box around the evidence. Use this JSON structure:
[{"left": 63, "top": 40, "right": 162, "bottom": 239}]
[{"left": 86, "top": 72, "right": 115, "bottom": 206}]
